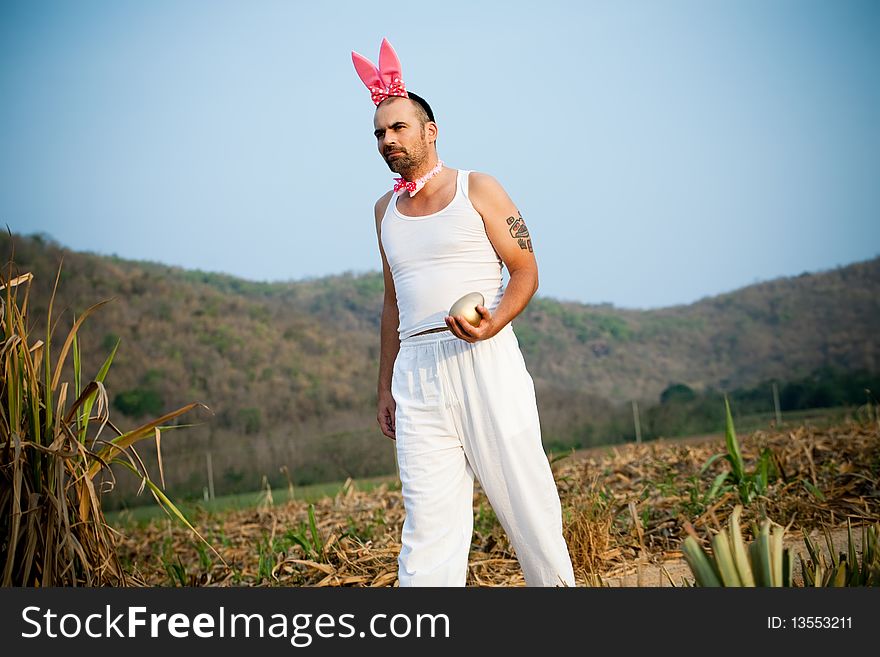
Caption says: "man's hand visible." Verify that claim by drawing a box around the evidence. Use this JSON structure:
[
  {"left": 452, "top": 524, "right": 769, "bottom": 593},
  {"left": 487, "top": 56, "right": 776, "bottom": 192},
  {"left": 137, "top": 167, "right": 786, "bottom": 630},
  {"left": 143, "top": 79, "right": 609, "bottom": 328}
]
[
  {"left": 445, "top": 304, "right": 498, "bottom": 343},
  {"left": 377, "top": 390, "right": 396, "bottom": 440}
]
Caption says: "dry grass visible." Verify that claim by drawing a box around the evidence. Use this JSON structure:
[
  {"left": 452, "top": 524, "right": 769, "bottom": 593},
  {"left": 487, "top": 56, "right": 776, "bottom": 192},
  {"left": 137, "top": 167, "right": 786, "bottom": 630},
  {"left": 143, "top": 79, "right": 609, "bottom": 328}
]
[
  {"left": 114, "top": 412, "right": 879, "bottom": 587},
  {"left": 560, "top": 475, "right": 616, "bottom": 583},
  {"left": 1, "top": 245, "right": 207, "bottom": 586}
]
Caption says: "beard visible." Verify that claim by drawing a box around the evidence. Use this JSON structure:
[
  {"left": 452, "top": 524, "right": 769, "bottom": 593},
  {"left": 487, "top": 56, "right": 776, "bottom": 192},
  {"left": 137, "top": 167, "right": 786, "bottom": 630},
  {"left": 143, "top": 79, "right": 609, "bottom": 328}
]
[{"left": 383, "top": 137, "right": 428, "bottom": 178}]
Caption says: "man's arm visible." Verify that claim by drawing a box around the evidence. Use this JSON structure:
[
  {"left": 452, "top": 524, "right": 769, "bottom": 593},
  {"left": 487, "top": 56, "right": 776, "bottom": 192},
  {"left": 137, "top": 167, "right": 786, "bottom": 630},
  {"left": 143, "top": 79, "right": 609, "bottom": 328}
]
[
  {"left": 445, "top": 172, "right": 539, "bottom": 341},
  {"left": 375, "top": 191, "right": 399, "bottom": 439}
]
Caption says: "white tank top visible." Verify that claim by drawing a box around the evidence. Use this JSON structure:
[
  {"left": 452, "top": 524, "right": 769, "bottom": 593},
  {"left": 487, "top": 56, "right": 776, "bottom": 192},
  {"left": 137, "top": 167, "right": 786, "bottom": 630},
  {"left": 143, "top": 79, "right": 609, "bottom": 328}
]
[{"left": 381, "top": 168, "right": 505, "bottom": 340}]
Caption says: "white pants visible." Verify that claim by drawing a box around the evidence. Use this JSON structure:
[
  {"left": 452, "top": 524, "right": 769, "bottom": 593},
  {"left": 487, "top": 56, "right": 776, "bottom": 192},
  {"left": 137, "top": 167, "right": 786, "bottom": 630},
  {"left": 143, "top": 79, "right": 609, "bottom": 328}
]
[{"left": 391, "top": 322, "right": 576, "bottom": 587}]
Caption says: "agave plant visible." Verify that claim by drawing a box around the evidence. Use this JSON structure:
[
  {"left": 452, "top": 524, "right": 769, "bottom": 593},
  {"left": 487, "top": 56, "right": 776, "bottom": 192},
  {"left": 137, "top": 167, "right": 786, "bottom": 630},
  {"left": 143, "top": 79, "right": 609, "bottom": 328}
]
[
  {"left": 681, "top": 505, "right": 793, "bottom": 586},
  {"left": 800, "top": 519, "right": 880, "bottom": 587},
  {"left": 1, "top": 246, "right": 222, "bottom": 586}
]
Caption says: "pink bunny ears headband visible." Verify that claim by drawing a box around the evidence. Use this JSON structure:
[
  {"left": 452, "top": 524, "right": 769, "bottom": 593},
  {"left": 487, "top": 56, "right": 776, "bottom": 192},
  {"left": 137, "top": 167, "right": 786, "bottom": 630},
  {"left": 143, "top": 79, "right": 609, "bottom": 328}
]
[{"left": 351, "top": 37, "right": 408, "bottom": 106}]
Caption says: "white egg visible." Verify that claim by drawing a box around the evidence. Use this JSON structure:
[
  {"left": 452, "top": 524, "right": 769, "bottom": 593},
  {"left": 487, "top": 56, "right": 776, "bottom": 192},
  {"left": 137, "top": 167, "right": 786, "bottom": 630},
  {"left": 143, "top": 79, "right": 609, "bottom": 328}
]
[{"left": 449, "top": 292, "right": 485, "bottom": 326}]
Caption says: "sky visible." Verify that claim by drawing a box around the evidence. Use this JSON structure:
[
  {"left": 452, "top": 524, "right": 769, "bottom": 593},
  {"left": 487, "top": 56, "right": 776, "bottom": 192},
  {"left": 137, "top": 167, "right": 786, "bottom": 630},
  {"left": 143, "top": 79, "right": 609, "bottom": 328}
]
[{"left": 1, "top": 0, "right": 878, "bottom": 310}]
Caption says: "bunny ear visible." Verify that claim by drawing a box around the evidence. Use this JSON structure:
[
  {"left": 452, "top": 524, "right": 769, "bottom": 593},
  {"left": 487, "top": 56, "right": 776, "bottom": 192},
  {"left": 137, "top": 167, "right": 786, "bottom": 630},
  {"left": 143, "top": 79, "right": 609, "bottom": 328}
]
[
  {"left": 351, "top": 50, "right": 382, "bottom": 90},
  {"left": 378, "top": 37, "right": 403, "bottom": 89}
]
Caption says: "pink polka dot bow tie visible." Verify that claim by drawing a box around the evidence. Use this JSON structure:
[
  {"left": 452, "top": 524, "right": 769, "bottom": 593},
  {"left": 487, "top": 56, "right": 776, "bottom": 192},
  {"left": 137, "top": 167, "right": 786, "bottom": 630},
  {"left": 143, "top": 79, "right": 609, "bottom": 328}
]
[
  {"left": 393, "top": 179, "right": 419, "bottom": 195},
  {"left": 393, "top": 160, "right": 444, "bottom": 197},
  {"left": 351, "top": 38, "right": 408, "bottom": 106}
]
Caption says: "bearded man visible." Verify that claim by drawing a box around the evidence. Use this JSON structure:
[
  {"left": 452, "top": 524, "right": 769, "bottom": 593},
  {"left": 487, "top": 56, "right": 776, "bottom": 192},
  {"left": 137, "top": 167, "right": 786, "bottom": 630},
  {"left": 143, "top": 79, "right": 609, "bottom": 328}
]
[{"left": 354, "top": 38, "right": 576, "bottom": 587}]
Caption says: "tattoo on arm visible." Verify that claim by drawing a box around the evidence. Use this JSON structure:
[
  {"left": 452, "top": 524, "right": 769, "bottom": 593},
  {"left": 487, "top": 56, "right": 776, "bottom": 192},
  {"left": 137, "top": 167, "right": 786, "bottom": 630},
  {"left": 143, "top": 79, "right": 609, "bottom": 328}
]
[{"left": 506, "top": 213, "right": 532, "bottom": 252}]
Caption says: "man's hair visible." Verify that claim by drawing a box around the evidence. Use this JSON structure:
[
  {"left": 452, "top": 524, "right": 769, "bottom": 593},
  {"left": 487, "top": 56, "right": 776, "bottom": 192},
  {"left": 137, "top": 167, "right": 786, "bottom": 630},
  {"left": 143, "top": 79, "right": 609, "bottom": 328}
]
[
  {"left": 406, "top": 91, "right": 435, "bottom": 125},
  {"left": 380, "top": 91, "right": 435, "bottom": 126}
]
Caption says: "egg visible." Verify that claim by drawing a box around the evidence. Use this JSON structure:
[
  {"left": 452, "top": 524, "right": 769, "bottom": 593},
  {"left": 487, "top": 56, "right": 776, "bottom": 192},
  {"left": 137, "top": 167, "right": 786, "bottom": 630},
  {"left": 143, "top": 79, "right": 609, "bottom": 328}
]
[{"left": 449, "top": 292, "right": 485, "bottom": 327}]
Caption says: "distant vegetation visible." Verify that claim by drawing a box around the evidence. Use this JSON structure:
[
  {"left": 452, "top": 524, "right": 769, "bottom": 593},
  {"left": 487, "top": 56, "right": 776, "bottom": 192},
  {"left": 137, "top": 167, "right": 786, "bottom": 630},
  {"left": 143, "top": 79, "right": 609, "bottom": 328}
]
[
  {"left": 535, "top": 365, "right": 877, "bottom": 454},
  {"left": 3, "top": 231, "right": 878, "bottom": 509},
  {"left": 640, "top": 366, "right": 879, "bottom": 445}
]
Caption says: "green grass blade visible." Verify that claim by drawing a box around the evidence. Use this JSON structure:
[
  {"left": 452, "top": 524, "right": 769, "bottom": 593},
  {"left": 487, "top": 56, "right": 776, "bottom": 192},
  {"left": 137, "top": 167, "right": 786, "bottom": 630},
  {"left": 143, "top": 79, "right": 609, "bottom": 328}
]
[
  {"left": 706, "top": 471, "right": 730, "bottom": 503},
  {"left": 823, "top": 527, "right": 838, "bottom": 568},
  {"left": 95, "top": 337, "right": 120, "bottom": 383},
  {"left": 77, "top": 338, "right": 119, "bottom": 443},
  {"left": 802, "top": 479, "right": 826, "bottom": 501},
  {"left": 699, "top": 453, "right": 726, "bottom": 475},
  {"left": 682, "top": 535, "right": 722, "bottom": 587},
  {"left": 723, "top": 395, "right": 745, "bottom": 483},
  {"left": 307, "top": 503, "right": 324, "bottom": 558},
  {"left": 846, "top": 518, "right": 858, "bottom": 586}
]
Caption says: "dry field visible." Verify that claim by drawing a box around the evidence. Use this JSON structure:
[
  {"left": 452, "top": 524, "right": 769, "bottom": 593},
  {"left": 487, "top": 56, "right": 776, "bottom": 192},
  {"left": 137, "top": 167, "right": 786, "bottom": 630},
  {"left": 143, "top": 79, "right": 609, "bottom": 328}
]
[{"left": 114, "top": 415, "right": 879, "bottom": 587}]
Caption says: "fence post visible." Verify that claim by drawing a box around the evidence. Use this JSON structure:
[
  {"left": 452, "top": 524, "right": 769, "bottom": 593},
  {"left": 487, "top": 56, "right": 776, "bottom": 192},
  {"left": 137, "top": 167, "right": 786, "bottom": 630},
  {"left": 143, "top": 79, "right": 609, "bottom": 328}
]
[
  {"left": 632, "top": 400, "right": 642, "bottom": 444},
  {"left": 772, "top": 381, "right": 782, "bottom": 426},
  {"left": 206, "top": 451, "right": 215, "bottom": 501}
]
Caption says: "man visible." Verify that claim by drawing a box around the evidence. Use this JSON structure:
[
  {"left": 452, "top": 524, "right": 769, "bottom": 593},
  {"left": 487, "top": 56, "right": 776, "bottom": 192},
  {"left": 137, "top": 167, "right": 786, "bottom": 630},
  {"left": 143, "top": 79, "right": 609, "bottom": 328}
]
[{"left": 354, "top": 38, "right": 575, "bottom": 587}]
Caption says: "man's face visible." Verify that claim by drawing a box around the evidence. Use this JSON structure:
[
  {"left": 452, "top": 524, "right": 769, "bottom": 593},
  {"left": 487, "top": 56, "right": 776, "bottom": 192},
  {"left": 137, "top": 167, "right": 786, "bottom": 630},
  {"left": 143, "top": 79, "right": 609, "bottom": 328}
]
[{"left": 373, "top": 97, "right": 431, "bottom": 175}]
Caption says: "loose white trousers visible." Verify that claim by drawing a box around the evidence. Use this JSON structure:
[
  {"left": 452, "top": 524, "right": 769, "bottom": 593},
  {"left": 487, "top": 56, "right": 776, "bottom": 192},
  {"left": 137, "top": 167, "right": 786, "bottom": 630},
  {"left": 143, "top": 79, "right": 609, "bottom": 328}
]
[{"left": 391, "top": 322, "right": 576, "bottom": 587}]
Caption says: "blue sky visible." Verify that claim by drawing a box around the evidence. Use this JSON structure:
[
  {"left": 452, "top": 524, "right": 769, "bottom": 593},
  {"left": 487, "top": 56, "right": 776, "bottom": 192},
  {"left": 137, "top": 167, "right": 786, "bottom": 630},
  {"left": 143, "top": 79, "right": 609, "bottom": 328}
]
[{"left": 1, "top": 0, "right": 878, "bottom": 310}]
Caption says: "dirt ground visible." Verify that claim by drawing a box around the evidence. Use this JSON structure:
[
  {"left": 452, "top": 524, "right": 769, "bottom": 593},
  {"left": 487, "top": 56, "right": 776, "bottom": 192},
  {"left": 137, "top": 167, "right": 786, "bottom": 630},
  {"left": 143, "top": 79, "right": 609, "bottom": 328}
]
[
  {"left": 566, "top": 429, "right": 871, "bottom": 586},
  {"left": 114, "top": 417, "right": 878, "bottom": 587}
]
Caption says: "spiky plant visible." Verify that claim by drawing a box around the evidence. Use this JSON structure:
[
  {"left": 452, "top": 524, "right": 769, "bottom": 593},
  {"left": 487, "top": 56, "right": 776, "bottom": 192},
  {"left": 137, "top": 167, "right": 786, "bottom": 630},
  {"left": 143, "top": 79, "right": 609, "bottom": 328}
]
[
  {"left": 800, "top": 519, "right": 880, "bottom": 586},
  {"left": 1, "top": 245, "right": 221, "bottom": 586},
  {"left": 681, "top": 505, "right": 793, "bottom": 586},
  {"left": 719, "top": 395, "right": 780, "bottom": 505}
]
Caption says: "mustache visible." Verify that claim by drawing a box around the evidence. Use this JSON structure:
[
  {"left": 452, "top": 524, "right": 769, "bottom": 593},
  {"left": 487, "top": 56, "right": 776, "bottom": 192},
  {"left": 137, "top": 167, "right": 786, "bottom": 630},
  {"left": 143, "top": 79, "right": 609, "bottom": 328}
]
[{"left": 384, "top": 148, "right": 406, "bottom": 157}]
